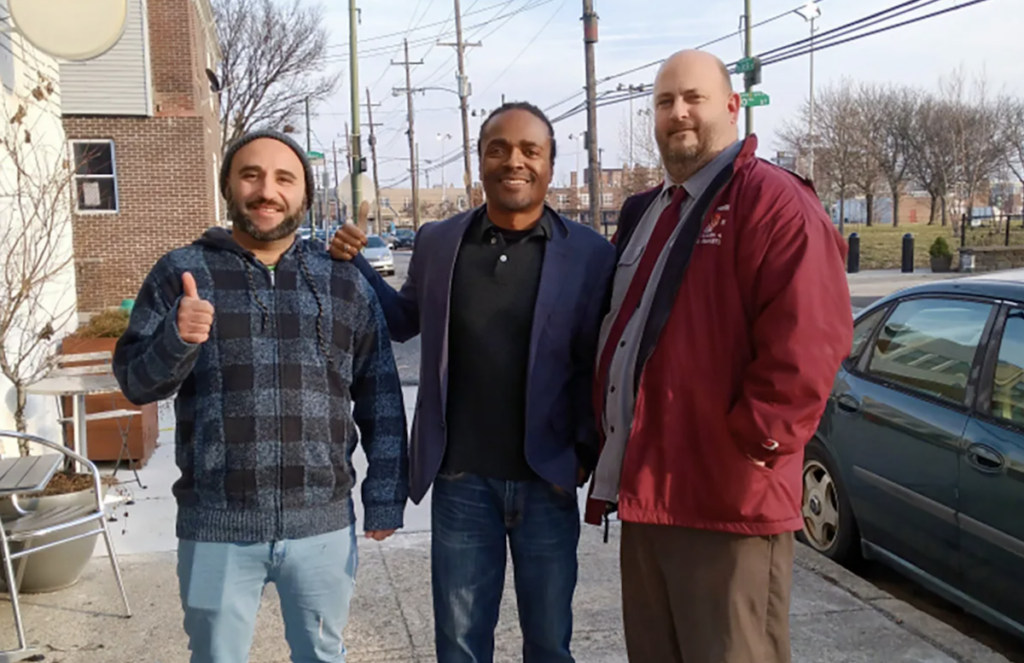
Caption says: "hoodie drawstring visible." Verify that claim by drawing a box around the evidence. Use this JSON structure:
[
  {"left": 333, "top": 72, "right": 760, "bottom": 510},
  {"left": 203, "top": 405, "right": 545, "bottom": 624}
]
[
  {"left": 296, "top": 246, "right": 334, "bottom": 369},
  {"left": 242, "top": 258, "right": 272, "bottom": 331}
]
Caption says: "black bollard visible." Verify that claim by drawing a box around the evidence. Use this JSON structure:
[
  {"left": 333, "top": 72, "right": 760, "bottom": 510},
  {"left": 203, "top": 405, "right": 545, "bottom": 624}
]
[
  {"left": 901, "top": 233, "right": 914, "bottom": 273},
  {"left": 847, "top": 233, "right": 860, "bottom": 274}
]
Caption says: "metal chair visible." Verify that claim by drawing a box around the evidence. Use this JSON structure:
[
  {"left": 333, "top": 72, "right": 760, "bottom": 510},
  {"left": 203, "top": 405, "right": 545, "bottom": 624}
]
[{"left": 0, "top": 431, "right": 131, "bottom": 661}]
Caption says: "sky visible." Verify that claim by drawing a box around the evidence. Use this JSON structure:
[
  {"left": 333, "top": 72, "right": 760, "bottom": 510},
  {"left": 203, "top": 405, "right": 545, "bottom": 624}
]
[{"left": 311, "top": 0, "right": 1024, "bottom": 191}]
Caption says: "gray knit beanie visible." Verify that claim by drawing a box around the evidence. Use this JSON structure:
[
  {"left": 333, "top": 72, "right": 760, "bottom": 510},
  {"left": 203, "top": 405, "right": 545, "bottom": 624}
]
[{"left": 220, "top": 129, "right": 315, "bottom": 206}]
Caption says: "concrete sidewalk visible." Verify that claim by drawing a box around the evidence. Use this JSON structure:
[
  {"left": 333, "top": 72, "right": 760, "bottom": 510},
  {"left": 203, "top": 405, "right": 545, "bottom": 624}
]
[{"left": 3, "top": 527, "right": 1010, "bottom": 663}]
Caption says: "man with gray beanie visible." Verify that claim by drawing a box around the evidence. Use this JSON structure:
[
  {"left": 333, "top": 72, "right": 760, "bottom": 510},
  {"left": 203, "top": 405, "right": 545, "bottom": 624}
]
[{"left": 114, "top": 130, "right": 409, "bottom": 663}]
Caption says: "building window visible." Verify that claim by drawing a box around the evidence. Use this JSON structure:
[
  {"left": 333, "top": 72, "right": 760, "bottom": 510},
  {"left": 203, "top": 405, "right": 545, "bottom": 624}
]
[
  {"left": 71, "top": 140, "right": 118, "bottom": 213},
  {"left": 581, "top": 193, "right": 590, "bottom": 206},
  {"left": 557, "top": 194, "right": 568, "bottom": 206},
  {"left": 380, "top": 197, "right": 391, "bottom": 208},
  {"left": 602, "top": 192, "right": 613, "bottom": 206}
]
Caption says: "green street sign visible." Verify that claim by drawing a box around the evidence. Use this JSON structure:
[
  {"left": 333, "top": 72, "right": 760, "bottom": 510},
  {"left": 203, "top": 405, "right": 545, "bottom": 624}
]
[
  {"left": 308, "top": 151, "right": 324, "bottom": 160},
  {"left": 735, "top": 57, "right": 759, "bottom": 74},
  {"left": 740, "top": 91, "right": 770, "bottom": 107}
]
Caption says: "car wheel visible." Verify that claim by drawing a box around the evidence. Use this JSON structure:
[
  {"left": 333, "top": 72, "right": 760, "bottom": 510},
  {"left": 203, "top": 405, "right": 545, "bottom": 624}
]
[{"left": 798, "top": 439, "right": 861, "bottom": 565}]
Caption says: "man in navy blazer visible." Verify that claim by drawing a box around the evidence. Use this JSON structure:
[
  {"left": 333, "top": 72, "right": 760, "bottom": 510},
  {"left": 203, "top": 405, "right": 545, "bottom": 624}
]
[{"left": 331, "top": 102, "right": 615, "bottom": 663}]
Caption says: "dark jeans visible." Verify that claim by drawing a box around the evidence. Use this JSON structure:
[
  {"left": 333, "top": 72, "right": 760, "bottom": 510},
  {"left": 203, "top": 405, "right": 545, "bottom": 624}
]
[{"left": 431, "top": 472, "right": 580, "bottom": 663}]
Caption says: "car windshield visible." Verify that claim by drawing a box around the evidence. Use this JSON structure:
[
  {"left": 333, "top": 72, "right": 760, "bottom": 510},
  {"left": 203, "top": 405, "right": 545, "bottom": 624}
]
[{"left": 366, "top": 236, "right": 386, "bottom": 248}]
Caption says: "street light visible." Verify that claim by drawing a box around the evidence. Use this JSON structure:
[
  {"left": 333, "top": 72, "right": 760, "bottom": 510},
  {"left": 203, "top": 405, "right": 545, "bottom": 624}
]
[
  {"left": 796, "top": 1, "right": 821, "bottom": 181},
  {"left": 437, "top": 132, "right": 452, "bottom": 202}
]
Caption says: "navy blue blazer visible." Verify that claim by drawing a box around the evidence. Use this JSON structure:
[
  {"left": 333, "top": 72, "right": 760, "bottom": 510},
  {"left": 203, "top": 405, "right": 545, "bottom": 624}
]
[{"left": 352, "top": 206, "right": 616, "bottom": 503}]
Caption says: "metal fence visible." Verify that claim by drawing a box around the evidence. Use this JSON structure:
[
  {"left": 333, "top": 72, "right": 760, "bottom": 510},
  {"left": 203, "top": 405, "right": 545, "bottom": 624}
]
[{"left": 960, "top": 214, "right": 1024, "bottom": 248}]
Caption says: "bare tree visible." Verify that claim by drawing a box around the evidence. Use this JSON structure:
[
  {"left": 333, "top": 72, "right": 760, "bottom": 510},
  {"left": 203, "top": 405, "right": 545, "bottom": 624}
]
[
  {"left": 618, "top": 108, "right": 660, "bottom": 170},
  {"left": 869, "top": 85, "right": 918, "bottom": 228},
  {"left": 1001, "top": 96, "right": 1024, "bottom": 215},
  {"left": 214, "top": 0, "right": 341, "bottom": 146},
  {"left": 903, "top": 94, "right": 957, "bottom": 225},
  {"left": 0, "top": 74, "right": 77, "bottom": 451},
  {"left": 942, "top": 69, "right": 1006, "bottom": 224},
  {"left": 849, "top": 90, "right": 883, "bottom": 227},
  {"left": 780, "top": 83, "right": 862, "bottom": 234}
]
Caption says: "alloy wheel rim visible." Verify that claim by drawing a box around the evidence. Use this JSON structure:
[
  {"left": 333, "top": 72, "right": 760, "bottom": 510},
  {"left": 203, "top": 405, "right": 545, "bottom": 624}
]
[{"left": 802, "top": 460, "right": 841, "bottom": 552}]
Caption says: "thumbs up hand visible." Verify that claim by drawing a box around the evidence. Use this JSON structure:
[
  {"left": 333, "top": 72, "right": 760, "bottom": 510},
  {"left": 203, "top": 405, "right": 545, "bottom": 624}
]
[{"left": 177, "top": 272, "right": 215, "bottom": 344}]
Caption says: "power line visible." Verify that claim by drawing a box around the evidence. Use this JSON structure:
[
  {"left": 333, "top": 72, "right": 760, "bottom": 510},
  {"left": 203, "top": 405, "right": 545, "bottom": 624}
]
[
  {"left": 320, "top": 0, "right": 552, "bottom": 64},
  {"left": 327, "top": 0, "right": 519, "bottom": 49},
  {"left": 761, "top": 0, "right": 985, "bottom": 65},
  {"left": 548, "top": 0, "right": 995, "bottom": 124},
  {"left": 542, "top": 0, "right": 834, "bottom": 115},
  {"left": 477, "top": 0, "right": 568, "bottom": 98},
  {"left": 417, "top": 0, "right": 549, "bottom": 90}
]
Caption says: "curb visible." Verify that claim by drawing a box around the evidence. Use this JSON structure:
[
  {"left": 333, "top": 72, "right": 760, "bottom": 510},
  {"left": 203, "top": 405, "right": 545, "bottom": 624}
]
[{"left": 794, "top": 544, "right": 1011, "bottom": 663}]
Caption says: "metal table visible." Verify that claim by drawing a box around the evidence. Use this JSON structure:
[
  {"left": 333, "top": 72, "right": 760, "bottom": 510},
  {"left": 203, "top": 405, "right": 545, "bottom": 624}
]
[
  {"left": 25, "top": 374, "right": 120, "bottom": 463},
  {"left": 0, "top": 454, "right": 63, "bottom": 663}
]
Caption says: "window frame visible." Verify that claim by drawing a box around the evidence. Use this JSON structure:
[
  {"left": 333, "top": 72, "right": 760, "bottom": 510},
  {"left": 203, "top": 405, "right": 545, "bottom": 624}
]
[
  {"left": 974, "top": 301, "right": 1024, "bottom": 434},
  {"left": 853, "top": 294, "right": 1000, "bottom": 413},
  {"left": 845, "top": 304, "right": 891, "bottom": 371},
  {"left": 70, "top": 139, "right": 119, "bottom": 214}
]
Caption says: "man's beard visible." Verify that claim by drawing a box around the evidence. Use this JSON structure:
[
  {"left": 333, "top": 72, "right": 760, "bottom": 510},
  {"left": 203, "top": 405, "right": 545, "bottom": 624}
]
[
  {"left": 657, "top": 127, "right": 714, "bottom": 176},
  {"left": 229, "top": 197, "right": 305, "bottom": 242}
]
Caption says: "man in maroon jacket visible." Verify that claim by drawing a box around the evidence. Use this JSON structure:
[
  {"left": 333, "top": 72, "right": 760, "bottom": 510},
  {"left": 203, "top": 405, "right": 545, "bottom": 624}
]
[{"left": 586, "top": 50, "right": 853, "bottom": 663}]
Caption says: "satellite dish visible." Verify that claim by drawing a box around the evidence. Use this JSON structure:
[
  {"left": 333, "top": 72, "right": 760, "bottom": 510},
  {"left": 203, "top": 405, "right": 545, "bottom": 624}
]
[
  {"left": 337, "top": 173, "right": 376, "bottom": 211},
  {"left": 9, "top": 0, "right": 128, "bottom": 62}
]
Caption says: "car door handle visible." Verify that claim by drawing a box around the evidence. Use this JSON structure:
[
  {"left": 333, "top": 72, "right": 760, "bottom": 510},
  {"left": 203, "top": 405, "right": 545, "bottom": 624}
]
[
  {"left": 836, "top": 394, "right": 861, "bottom": 414},
  {"left": 967, "top": 444, "right": 1004, "bottom": 473}
]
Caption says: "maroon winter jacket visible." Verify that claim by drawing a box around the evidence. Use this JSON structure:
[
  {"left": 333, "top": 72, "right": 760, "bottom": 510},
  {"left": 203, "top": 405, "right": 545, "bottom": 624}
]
[{"left": 586, "top": 135, "right": 852, "bottom": 536}]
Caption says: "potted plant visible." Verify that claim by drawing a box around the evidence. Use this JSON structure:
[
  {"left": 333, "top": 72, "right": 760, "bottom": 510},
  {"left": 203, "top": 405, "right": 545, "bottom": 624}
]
[
  {"left": 61, "top": 308, "right": 159, "bottom": 467},
  {"left": 929, "top": 236, "right": 954, "bottom": 273}
]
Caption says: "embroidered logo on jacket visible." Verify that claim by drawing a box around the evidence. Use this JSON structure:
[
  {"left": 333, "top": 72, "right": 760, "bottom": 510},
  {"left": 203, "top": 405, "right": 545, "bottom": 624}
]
[{"left": 698, "top": 206, "right": 730, "bottom": 245}]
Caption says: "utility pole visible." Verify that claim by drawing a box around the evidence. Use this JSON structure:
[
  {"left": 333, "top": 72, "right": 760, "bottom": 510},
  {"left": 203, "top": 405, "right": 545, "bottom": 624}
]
[
  {"left": 305, "top": 97, "right": 313, "bottom": 229},
  {"left": 332, "top": 140, "right": 340, "bottom": 222},
  {"left": 392, "top": 39, "right": 424, "bottom": 229},
  {"left": 348, "top": 0, "right": 363, "bottom": 220},
  {"left": 743, "top": 0, "right": 753, "bottom": 136},
  {"left": 439, "top": 0, "right": 481, "bottom": 207},
  {"left": 343, "top": 122, "right": 351, "bottom": 175},
  {"left": 365, "top": 88, "right": 383, "bottom": 236},
  {"left": 582, "top": 0, "right": 601, "bottom": 231}
]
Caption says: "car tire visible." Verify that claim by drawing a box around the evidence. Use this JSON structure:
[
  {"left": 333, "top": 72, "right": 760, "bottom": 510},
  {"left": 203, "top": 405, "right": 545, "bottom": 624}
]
[{"left": 798, "top": 438, "right": 861, "bottom": 566}]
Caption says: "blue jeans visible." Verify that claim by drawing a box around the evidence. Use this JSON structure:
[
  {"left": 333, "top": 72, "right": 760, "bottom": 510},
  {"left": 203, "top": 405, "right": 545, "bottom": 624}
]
[
  {"left": 177, "top": 527, "right": 358, "bottom": 663},
  {"left": 431, "top": 472, "right": 580, "bottom": 663}
]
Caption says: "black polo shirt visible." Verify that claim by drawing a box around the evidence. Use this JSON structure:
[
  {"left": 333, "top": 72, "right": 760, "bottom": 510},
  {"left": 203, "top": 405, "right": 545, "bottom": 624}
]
[{"left": 442, "top": 208, "right": 552, "bottom": 481}]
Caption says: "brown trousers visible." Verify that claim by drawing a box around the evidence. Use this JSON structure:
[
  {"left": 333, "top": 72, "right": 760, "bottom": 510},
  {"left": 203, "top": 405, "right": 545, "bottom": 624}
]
[{"left": 620, "top": 522, "right": 794, "bottom": 663}]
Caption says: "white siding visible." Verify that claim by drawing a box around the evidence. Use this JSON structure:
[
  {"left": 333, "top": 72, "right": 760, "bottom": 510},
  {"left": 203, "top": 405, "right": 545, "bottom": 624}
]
[
  {"left": 59, "top": 0, "right": 150, "bottom": 116},
  {"left": 0, "top": 13, "right": 79, "bottom": 452}
]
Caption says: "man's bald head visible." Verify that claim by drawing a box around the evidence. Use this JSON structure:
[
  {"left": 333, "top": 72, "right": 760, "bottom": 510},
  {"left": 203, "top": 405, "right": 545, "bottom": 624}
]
[
  {"left": 650, "top": 49, "right": 740, "bottom": 183},
  {"left": 655, "top": 50, "right": 733, "bottom": 96}
]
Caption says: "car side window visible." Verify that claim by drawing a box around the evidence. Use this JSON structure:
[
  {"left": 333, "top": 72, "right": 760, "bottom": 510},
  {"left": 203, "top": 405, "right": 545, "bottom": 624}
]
[
  {"left": 849, "top": 307, "right": 888, "bottom": 366},
  {"left": 991, "top": 309, "right": 1024, "bottom": 426},
  {"left": 867, "top": 298, "right": 992, "bottom": 405}
]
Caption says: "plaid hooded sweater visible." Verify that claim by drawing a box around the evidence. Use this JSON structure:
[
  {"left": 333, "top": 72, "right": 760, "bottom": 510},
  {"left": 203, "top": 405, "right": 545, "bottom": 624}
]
[{"left": 113, "top": 228, "right": 408, "bottom": 543}]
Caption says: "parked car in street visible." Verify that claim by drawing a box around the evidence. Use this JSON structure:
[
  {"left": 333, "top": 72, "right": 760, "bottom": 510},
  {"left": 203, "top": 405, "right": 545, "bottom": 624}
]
[
  {"left": 802, "top": 269, "right": 1024, "bottom": 641},
  {"left": 363, "top": 234, "right": 394, "bottom": 276},
  {"left": 392, "top": 227, "right": 415, "bottom": 250}
]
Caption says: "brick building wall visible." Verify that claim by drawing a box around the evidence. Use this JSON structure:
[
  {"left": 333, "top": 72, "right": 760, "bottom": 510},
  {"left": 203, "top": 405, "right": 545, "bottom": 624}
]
[
  {"left": 64, "top": 116, "right": 213, "bottom": 312},
  {"left": 66, "top": 0, "right": 220, "bottom": 313}
]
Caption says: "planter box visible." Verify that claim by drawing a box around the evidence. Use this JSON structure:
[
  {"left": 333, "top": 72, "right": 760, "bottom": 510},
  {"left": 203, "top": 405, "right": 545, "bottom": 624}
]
[
  {"left": 59, "top": 337, "right": 158, "bottom": 468},
  {"left": 930, "top": 254, "right": 953, "bottom": 273}
]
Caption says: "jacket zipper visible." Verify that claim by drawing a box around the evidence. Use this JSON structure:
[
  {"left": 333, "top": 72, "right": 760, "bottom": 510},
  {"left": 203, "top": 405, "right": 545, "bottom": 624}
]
[{"left": 265, "top": 261, "right": 284, "bottom": 541}]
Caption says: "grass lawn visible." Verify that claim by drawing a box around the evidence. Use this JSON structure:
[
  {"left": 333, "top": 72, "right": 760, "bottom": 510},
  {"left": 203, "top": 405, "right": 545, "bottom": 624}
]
[{"left": 844, "top": 222, "right": 1024, "bottom": 271}]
